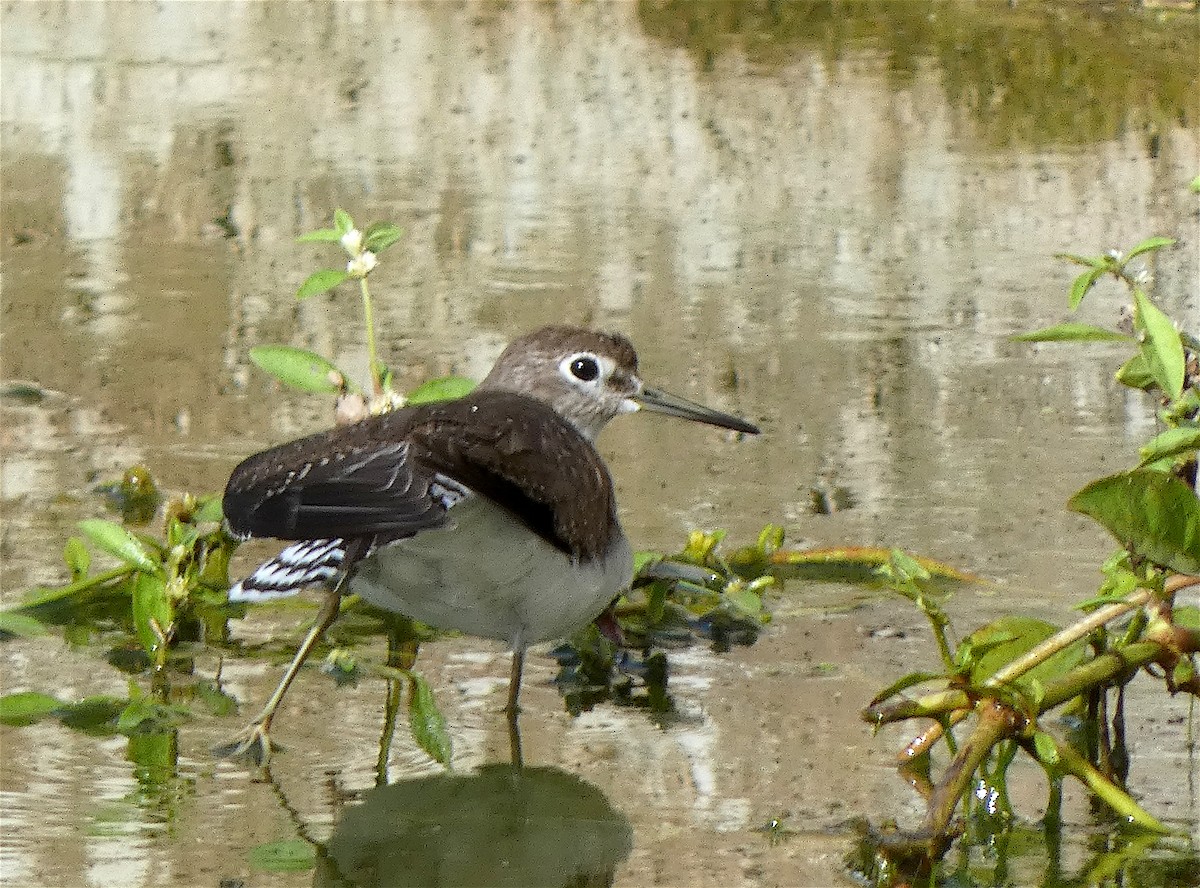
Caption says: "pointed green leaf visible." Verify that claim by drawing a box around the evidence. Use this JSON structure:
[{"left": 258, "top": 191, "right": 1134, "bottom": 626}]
[
  {"left": 1011, "top": 323, "right": 1130, "bottom": 343},
  {"left": 405, "top": 375, "right": 476, "bottom": 405},
  {"left": 1069, "top": 470, "right": 1200, "bottom": 574},
  {"left": 63, "top": 536, "right": 90, "bottom": 580},
  {"left": 132, "top": 572, "right": 173, "bottom": 659},
  {"left": 1068, "top": 268, "right": 1105, "bottom": 310},
  {"left": 333, "top": 209, "right": 354, "bottom": 235},
  {"left": 407, "top": 672, "right": 452, "bottom": 765},
  {"left": 248, "top": 346, "right": 347, "bottom": 394},
  {"left": 362, "top": 222, "right": 404, "bottom": 255},
  {"left": 0, "top": 691, "right": 64, "bottom": 725},
  {"left": 1031, "top": 731, "right": 1060, "bottom": 767},
  {"left": 1125, "top": 236, "right": 1175, "bottom": 260},
  {"left": 1115, "top": 353, "right": 1155, "bottom": 390},
  {"left": 296, "top": 268, "right": 349, "bottom": 300},
  {"left": 1054, "top": 252, "right": 1106, "bottom": 269},
  {"left": 964, "top": 617, "right": 1085, "bottom": 690},
  {"left": 248, "top": 839, "right": 316, "bottom": 873},
  {"left": 0, "top": 611, "right": 47, "bottom": 638},
  {"left": 295, "top": 227, "right": 343, "bottom": 244},
  {"left": 868, "top": 671, "right": 949, "bottom": 707},
  {"left": 1134, "top": 289, "right": 1185, "bottom": 399},
  {"left": 77, "top": 519, "right": 161, "bottom": 574},
  {"left": 1138, "top": 426, "right": 1200, "bottom": 468}
]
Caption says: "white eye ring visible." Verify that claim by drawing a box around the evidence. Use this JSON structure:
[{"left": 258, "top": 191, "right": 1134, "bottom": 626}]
[{"left": 559, "top": 352, "right": 609, "bottom": 390}]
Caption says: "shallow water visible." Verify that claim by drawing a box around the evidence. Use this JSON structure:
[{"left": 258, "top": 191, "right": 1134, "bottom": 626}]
[{"left": 2, "top": 2, "right": 1198, "bottom": 886}]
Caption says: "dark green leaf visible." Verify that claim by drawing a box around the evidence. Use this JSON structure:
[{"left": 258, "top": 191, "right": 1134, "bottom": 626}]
[
  {"left": 1115, "top": 353, "right": 1156, "bottom": 390},
  {"left": 295, "top": 227, "right": 343, "bottom": 244},
  {"left": 248, "top": 345, "right": 347, "bottom": 394},
  {"left": 131, "top": 572, "right": 173, "bottom": 660},
  {"left": 1011, "top": 323, "right": 1130, "bottom": 343},
  {"left": 362, "top": 222, "right": 404, "bottom": 254},
  {"left": 248, "top": 839, "right": 316, "bottom": 873},
  {"left": 1134, "top": 289, "right": 1185, "bottom": 399},
  {"left": 63, "top": 536, "right": 90, "bottom": 580},
  {"left": 1138, "top": 426, "right": 1200, "bottom": 468},
  {"left": 57, "top": 696, "right": 125, "bottom": 734},
  {"left": 1125, "top": 236, "right": 1175, "bottom": 260},
  {"left": 1068, "top": 268, "right": 1105, "bottom": 310},
  {"left": 405, "top": 375, "right": 476, "bottom": 405},
  {"left": 295, "top": 268, "right": 349, "bottom": 300},
  {"left": 77, "top": 519, "right": 161, "bottom": 574},
  {"left": 407, "top": 672, "right": 452, "bottom": 765},
  {"left": 333, "top": 209, "right": 354, "bottom": 236},
  {"left": 1069, "top": 470, "right": 1200, "bottom": 574},
  {"left": 0, "top": 691, "right": 63, "bottom": 726},
  {"left": 117, "top": 696, "right": 188, "bottom": 734},
  {"left": 0, "top": 611, "right": 47, "bottom": 638}
]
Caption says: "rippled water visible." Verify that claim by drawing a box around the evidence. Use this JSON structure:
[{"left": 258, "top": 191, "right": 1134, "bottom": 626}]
[{"left": 2, "top": 2, "right": 1197, "bottom": 886}]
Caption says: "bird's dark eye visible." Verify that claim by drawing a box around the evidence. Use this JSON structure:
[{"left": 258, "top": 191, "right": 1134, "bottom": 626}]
[{"left": 570, "top": 356, "right": 600, "bottom": 382}]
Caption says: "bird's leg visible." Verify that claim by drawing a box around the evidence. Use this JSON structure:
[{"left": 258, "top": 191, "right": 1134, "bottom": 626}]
[
  {"left": 506, "top": 643, "right": 526, "bottom": 767},
  {"left": 215, "top": 586, "right": 343, "bottom": 764}
]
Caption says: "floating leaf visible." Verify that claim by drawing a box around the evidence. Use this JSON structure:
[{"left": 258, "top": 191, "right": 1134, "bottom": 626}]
[
  {"left": 1125, "top": 236, "right": 1175, "bottom": 260},
  {"left": 1011, "top": 323, "right": 1130, "bottom": 343},
  {"left": 0, "top": 611, "right": 47, "bottom": 638},
  {"left": 405, "top": 375, "right": 476, "bottom": 405},
  {"left": 296, "top": 227, "right": 343, "bottom": 244},
  {"left": 249, "top": 345, "right": 347, "bottom": 394},
  {"left": 362, "top": 221, "right": 404, "bottom": 255},
  {"left": 1138, "top": 425, "right": 1200, "bottom": 468},
  {"left": 1069, "top": 470, "right": 1200, "bottom": 575},
  {"left": 77, "top": 519, "right": 160, "bottom": 574},
  {"left": 1134, "top": 289, "right": 1185, "bottom": 399},
  {"left": 56, "top": 696, "right": 125, "bottom": 734},
  {"left": 295, "top": 268, "right": 349, "bottom": 300},
  {"left": 248, "top": 839, "right": 316, "bottom": 873},
  {"left": 407, "top": 672, "right": 452, "bottom": 765},
  {"left": 0, "top": 691, "right": 63, "bottom": 726}
]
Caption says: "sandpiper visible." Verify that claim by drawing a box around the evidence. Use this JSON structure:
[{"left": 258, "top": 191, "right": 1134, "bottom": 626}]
[{"left": 218, "top": 325, "right": 758, "bottom": 763}]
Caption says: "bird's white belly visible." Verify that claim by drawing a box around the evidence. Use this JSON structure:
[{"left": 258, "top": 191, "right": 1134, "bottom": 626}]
[{"left": 348, "top": 495, "right": 632, "bottom": 647}]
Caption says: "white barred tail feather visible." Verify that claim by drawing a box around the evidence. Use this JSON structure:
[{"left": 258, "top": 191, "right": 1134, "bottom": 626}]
[{"left": 228, "top": 537, "right": 349, "bottom": 602}]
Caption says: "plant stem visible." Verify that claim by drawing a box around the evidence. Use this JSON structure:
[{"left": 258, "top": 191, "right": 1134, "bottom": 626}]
[{"left": 360, "top": 277, "right": 381, "bottom": 396}]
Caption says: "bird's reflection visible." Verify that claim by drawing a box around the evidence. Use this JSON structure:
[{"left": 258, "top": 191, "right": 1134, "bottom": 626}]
[{"left": 315, "top": 764, "right": 632, "bottom": 888}]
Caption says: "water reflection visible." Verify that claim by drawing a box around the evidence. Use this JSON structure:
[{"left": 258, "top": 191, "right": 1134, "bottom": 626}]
[{"left": 315, "top": 765, "right": 632, "bottom": 888}]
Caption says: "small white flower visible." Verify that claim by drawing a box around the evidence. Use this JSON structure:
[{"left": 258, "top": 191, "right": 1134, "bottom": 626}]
[
  {"left": 340, "top": 228, "right": 364, "bottom": 256},
  {"left": 346, "top": 251, "right": 377, "bottom": 278}
]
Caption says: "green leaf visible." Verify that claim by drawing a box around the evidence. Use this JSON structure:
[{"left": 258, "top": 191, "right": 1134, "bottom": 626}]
[
  {"left": 248, "top": 345, "right": 347, "bottom": 394},
  {"left": 295, "top": 268, "right": 349, "bottom": 300},
  {"left": 192, "top": 495, "right": 224, "bottom": 524},
  {"left": 1068, "top": 268, "right": 1105, "bottom": 310},
  {"left": 1115, "top": 353, "right": 1156, "bottom": 390},
  {"left": 1054, "top": 252, "right": 1106, "bottom": 269},
  {"left": 407, "top": 672, "right": 452, "bottom": 765},
  {"left": 1134, "top": 289, "right": 1186, "bottom": 399},
  {"left": 964, "top": 617, "right": 1086, "bottom": 690},
  {"left": 1011, "top": 323, "right": 1130, "bottom": 343},
  {"left": 56, "top": 696, "right": 125, "bottom": 734},
  {"left": 1190, "top": 174, "right": 1200, "bottom": 194},
  {"left": 1069, "top": 470, "right": 1200, "bottom": 575},
  {"left": 333, "top": 209, "right": 354, "bottom": 236},
  {"left": 362, "top": 222, "right": 404, "bottom": 255},
  {"left": 1031, "top": 731, "right": 1060, "bottom": 767},
  {"left": 0, "top": 691, "right": 63, "bottom": 726},
  {"left": 0, "top": 611, "right": 47, "bottom": 638},
  {"left": 63, "top": 536, "right": 90, "bottom": 581},
  {"left": 77, "top": 519, "right": 161, "bottom": 574},
  {"left": 405, "top": 375, "right": 476, "bottom": 405},
  {"left": 295, "top": 227, "right": 343, "bottom": 244},
  {"left": 1138, "top": 426, "right": 1200, "bottom": 468},
  {"left": 726, "top": 585, "right": 762, "bottom": 617},
  {"left": 248, "top": 839, "right": 316, "bottom": 873},
  {"left": 1125, "top": 236, "right": 1175, "bottom": 260},
  {"left": 868, "top": 671, "right": 948, "bottom": 707},
  {"left": 131, "top": 572, "right": 173, "bottom": 660}
]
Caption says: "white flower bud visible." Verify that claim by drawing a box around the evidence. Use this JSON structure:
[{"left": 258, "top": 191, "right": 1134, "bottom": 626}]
[
  {"left": 346, "top": 251, "right": 378, "bottom": 278},
  {"left": 340, "top": 228, "right": 364, "bottom": 256}
]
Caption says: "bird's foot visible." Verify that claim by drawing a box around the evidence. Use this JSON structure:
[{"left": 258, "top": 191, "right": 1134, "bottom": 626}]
[{"left": 213, "top": 719, "right": 280, "bottom": 765}]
